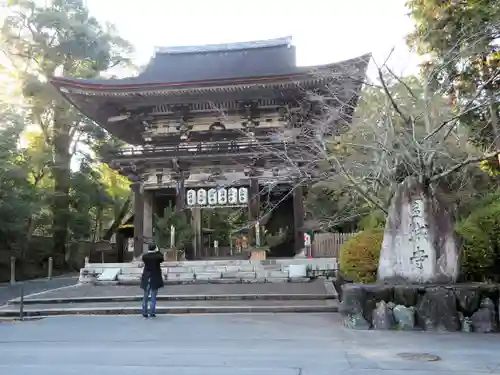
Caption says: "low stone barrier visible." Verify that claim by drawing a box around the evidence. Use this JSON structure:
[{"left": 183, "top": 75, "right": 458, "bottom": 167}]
[
  {"left": 79, "top": 258, "right": 338, "bottom": 284},
  {"left": 340, "top": 283, "right": 500, "bottom": 333}
]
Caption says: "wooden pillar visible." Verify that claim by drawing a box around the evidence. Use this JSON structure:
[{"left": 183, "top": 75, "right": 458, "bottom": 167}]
[
  {"left": 191, "top": 207, "right": 202, "bottom": 259},
  {"left": 248, "top": 177, "right": 260, "bottom": 246},
  {"left": 293, "top": 184, "right": 305, "bottom": 255},
  {"left": 175, "top": 173, "right": 186, "bottom": 212},
  {"left": 132, "top": 182, "right": 144, "bottom": 258},
  {"left": 143, "top": 190, "right": 154, "bottom": 247}
]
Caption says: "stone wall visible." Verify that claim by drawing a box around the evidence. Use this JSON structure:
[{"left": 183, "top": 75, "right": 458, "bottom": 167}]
[{"left": 340, "top": 283, "right": 499, "bottom": 333}]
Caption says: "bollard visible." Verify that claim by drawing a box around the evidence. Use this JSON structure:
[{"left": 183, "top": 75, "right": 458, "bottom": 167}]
[
  {"left": 10, "top": 256, "right": 16, "bottom": 285},
  {"left": 47, "top": 257, "right": 53, "bottom": 280},
  {"left": 19, "top": 281, "right": 25, "bottom": 321},
  {"left": 84, "top": 256, "right": 89, "bottom": 266}
]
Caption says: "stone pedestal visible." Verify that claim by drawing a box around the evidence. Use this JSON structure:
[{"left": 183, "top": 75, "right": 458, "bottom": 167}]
[
  {"left": 377, "top": 178, "right": 460, "bottom": 284},
  {"left": 340, "top": 283, "right": 499, "bottom": 332}
]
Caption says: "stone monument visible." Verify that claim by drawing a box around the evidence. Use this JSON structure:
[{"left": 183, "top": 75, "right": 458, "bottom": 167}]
[
  {"left": 339, "top": 178, "right": 500, "bottom": 333},
  {"left": 377, "top": 177, "right": 460, "bottom": 284}
]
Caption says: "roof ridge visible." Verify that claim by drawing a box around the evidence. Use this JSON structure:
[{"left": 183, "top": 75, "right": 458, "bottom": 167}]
[{"left": 155, "top": 36, "right": 292, "bottom": 55}]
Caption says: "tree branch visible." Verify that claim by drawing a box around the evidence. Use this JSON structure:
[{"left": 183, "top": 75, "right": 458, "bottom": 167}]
[{"left": 430, "top": 150, "right": 500, "bottom": 183}]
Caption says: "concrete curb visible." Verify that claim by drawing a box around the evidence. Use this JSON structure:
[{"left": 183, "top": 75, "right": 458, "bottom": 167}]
[
  {"left": 90, "top": 277, "right": 312, "bottom": 286},
  {"left": 9, "top": 293, "right": 336, "bottom": 305},
  {"left": 0, "top": 305, "right": 338, "bottom": 317},
  {"left": 0, "top": 275, "right": 78, "bottom": 287}
]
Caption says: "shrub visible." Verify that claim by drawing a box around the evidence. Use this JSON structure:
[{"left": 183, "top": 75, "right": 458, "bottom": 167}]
[
  {"left": 456, "top": 200, "right": 500, "bottom": 282},
  {"left": 339, "top": 228, "right": 384, "bottom": 283}
]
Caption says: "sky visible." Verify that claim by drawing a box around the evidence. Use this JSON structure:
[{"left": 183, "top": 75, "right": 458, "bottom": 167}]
[{"left": 86, "top": 0, "right": 420, "bottom": 79}]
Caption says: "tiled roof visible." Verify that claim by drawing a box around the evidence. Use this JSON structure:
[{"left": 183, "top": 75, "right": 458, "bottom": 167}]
[
  {"left": 155, "top": 36, "right": 292, "bottom": 54},
  {"left": 138, "top": 37, "right": 296, "bottom": 84}
]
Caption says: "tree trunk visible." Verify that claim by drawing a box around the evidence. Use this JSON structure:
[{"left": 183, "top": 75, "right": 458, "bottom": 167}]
[{"left": 51, "top": 105, "right": 72, "bottom": 267}]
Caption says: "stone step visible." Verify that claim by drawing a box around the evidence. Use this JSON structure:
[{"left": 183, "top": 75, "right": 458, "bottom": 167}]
[
  {"left": 0, "top": 304, "right": 338, "bottom": 318},
  {"left": 120, "top": 270, "right": 291, "bottom": 279},
  {"left": 87, "top": 258, "right": 337, "bottom": 269},
  {"left": 109, "top": 275, "right": 311, "bottom": 285},
  {"left": 8, "top": 293, "right": 335, "bottom": 305},
  {"left": 80, "top": 258, "right": 338, "bottom": 284}
]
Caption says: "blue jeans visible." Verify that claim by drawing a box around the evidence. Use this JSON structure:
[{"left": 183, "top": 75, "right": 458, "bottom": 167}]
[{"left": 142, "top": 283, "right": 158, "bottom": 316}]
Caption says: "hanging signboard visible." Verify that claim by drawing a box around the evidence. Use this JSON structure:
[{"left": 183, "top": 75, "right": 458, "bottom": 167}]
[{"left": 186, "top": 187, "right": 249, "bottom": 207}]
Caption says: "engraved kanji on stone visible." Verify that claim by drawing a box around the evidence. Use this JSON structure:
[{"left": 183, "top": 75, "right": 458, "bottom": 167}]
[{"left": 410, "top": 247, "right": 429, "bottom": 270}]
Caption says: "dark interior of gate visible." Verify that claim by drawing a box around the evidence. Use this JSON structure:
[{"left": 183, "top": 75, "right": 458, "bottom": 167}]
[{"left": 50, "top": 36, "right": 369, "bottom": 261}]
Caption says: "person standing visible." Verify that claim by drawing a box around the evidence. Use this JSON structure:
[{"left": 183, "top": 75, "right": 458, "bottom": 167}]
[{"left": 141, "top": 243, "right": 164, "bottom": 318}]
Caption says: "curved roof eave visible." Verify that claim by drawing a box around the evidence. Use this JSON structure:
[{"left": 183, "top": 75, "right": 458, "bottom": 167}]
[{"left": 50, "top": 53, "right": 372, "bottom": 92}]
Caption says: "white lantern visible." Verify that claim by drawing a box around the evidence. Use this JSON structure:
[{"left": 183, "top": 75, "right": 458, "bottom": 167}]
[
  {"left": 238, "top": 187, "right": 249, "bottom": 204},
  {"left": 228, "top": 187, "right": 238, "bottom": 204},
  {"left": 208, "top": 188, "right": 217, "bottom": 205},
  {"left": 197, "top": 189, "right": 207, "bottom": 205},
  {"left": 217, "top": 188, "right": 227, "bottom": 204},
  {"left": 186, "top": 189, "right": 196, "bottom": 206}
]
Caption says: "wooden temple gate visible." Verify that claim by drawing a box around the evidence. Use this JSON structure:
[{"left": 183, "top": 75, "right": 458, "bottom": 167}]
[{"left": 50, "top": 37, "right": 369, "bottom": 260}]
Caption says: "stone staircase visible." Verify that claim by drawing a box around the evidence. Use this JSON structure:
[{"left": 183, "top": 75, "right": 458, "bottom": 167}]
[
  {"left": 0, "top": 278, "right": 339, "bottom": 317},
  {"left": 79, "top": 258, "right": 338, "bottom": 285}
]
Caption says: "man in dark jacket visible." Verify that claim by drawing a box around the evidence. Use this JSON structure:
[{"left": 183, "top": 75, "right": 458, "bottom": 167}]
[{"left": 141, "top": 243, "right": 164, "bottom": 318}]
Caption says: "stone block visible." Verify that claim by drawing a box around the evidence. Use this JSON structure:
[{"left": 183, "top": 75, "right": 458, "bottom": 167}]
[
  {"left": 265, "top": 277, "right": 289, "bottom": 283},
  {"left": 416, "top": 286, "right": 460, "bottom": 331},
  {"left": 195, "top": 272, "right": 222, "bottom": 281},
  {"left": 221, "top": 271, "right": 242, "bottom": 279},
  {"left": 166, "top": 267, "right": 192, "bottom": 274},
  {"left": 289, "top": 265, "right": 307, "bottom": 278},
  {"left": 78, "top": 275, "right": 95, "bottom": 284},
  {"left": 266, "top": 270, "right": 289, "bottom": 279},
  {"left": 226, "top": 265, "right": 255, "bottom": 273},
  {"left": 117, "top": 275, "right": 140, "bottom": 285},
  {"left": 123, "top": 268, "right": 143, "bottom": 275},
  {"left": 340, "top": 283, "right": 500, "bottom": 333},
  {"left": 233, "top": 272, "right": 256, "bottom": 279},
  {"left": 167, "top": 273, "right": 195, "bottom": 282},
  {"left": 192, "top": 267, "right": 226, "bottom": 274}
]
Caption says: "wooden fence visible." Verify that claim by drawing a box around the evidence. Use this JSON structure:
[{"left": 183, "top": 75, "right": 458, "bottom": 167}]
[{"left": 311, "top": 232, "right": 358, "bottom": 258}]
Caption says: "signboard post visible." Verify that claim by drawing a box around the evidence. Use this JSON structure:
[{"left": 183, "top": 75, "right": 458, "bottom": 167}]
[{"left": 304, "top": 232, "right": 312, "bottom": 258}]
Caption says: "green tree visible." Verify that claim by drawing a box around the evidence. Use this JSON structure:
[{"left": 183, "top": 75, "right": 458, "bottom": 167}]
[
  {"left": 0, "top": 106, "right": 44, "bottom": 254},
  {"left": 407, "top": 0, "right": 500, "bottom": 149},
  {"left": 1, "top": 0, "right": 132, "bottom": 263}
]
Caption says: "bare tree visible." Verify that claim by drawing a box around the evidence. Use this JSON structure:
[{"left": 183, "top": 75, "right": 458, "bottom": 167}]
[{"left": 256, "top": 35, "right": 500, "bottom": 282}]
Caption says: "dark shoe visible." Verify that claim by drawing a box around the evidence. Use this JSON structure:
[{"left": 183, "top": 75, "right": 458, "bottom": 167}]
[
  {"left": 150, "top": 314, "right": 156, "bottom": 318},
  {"left": 142, "top": 314, "right": 149, "bottom": 318}
]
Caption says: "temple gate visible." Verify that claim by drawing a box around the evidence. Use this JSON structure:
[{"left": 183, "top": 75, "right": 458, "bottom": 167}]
[{"left": 51, "top": 37, "right": 368, "bottom": 260}]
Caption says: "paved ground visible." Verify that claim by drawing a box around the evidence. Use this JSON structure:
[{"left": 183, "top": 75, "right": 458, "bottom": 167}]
[
  {"left": 0, "top": 275, "right": 78, "bottom": 305},
  {"left": 20, "top": 280, "right": 329, "bottom": 300},
  {"left": 0, "top": 313, "right": 499, "bottom": 375},
  {"left": 0, "top": 299, "right": 330, "bottom": 310}
]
